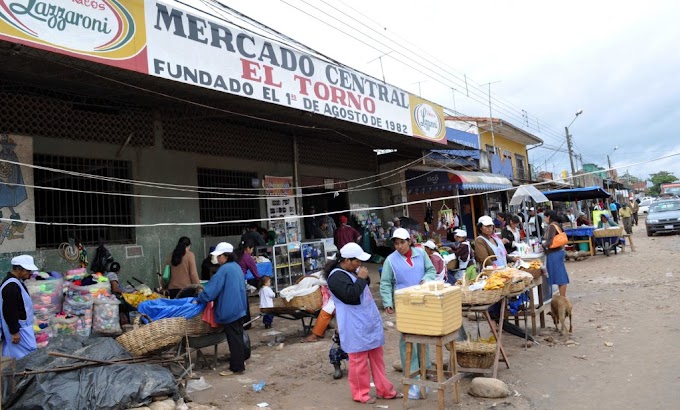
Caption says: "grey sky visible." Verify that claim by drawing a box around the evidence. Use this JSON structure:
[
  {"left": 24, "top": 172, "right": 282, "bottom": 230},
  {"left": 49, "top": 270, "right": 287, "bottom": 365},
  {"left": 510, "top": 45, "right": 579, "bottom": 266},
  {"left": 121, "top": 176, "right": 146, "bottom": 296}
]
[{"left": 223, "top": 0, "right": 680, "bottom": 180}]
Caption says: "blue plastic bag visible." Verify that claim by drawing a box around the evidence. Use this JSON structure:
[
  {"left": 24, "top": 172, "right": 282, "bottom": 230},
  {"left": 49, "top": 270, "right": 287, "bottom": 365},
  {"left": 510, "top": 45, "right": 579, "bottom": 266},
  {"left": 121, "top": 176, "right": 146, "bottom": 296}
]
[{"left": 137, "top": 297, "right": 204, "bottom": 321}]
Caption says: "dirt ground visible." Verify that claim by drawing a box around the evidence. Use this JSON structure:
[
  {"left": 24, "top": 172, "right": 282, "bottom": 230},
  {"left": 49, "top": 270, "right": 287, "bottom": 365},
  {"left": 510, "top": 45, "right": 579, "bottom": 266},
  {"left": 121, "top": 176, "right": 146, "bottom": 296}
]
[{"left": 185, "top": 217, "right": 680, "bottom": 410}]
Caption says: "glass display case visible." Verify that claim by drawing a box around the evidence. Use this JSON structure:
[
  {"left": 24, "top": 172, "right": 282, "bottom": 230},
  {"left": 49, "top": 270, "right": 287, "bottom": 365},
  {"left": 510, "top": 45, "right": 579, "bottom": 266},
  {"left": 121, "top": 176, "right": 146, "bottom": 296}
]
[
  {"left": 256, "top": 242, "right": 302, "bottom": 292},
  {"left": 301, "top": 240, "right": 327, "bottom": 276},
  {"left": 269, "top": 217, "right": 300, "bottom": 245}
]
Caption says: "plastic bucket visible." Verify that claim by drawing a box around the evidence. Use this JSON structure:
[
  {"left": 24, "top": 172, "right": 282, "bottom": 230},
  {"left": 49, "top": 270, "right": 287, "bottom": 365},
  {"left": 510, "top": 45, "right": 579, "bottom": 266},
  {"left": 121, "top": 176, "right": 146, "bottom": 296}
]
[{"left": 578, "top": 242, "right": 590, "bottom": 252}]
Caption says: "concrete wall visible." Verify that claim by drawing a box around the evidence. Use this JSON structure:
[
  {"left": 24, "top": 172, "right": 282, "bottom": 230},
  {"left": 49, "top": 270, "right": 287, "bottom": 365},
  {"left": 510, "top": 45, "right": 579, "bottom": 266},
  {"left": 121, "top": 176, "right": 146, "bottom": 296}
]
[{"left": 0, "top": 124, "right": 381, "bottom": 286}]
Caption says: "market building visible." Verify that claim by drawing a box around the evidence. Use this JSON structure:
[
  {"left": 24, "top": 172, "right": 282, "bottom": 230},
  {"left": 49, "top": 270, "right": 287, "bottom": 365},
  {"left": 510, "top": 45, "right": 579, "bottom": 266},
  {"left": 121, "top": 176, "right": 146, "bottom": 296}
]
[
  {"left": 401, "top": 117, "right": 543, "bottom": 240},
  {"left": 0, "top": 0, "right": 468, "bottom": 283}
]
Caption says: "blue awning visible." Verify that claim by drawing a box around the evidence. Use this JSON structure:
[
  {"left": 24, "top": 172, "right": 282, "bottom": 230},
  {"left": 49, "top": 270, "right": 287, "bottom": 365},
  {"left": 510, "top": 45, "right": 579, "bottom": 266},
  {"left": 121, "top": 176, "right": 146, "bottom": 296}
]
[{"left": 406, "top": 168, "right": 512, "bottom": 194}]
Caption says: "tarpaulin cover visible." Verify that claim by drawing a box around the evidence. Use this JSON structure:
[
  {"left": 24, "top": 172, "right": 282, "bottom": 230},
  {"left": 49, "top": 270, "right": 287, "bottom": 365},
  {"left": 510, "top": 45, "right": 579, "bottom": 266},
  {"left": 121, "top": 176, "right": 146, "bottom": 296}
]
[
  {"left": 2, "top": 336, "right": 177, "bottom": 410},
  {"left": 138, "top": 297, "right": 204, "bottom": 321},
  {"left": 542, "top": 185, "right": 611, "bottom": 202}
]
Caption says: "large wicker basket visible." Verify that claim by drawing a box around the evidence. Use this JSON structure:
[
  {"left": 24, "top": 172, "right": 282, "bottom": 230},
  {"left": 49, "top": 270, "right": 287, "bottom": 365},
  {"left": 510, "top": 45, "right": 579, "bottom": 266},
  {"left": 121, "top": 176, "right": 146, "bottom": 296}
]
[
  {"left": 116, "top": 314, "right": 187, "bottom": 356},
  {"left": 461, "top": 287, "right": 503, "bottom": 305},
  {"left": 593, "top": 227, "right": 623, "bottom": 238},
  {"left": 283, "top": 287, "right": 323, "bottom": 312},
  {"left": 186, "top": 312, "right": 223, "bottom": 336},
  {"left": 455, "top": 341, "right": 496, "bottom": 369}
]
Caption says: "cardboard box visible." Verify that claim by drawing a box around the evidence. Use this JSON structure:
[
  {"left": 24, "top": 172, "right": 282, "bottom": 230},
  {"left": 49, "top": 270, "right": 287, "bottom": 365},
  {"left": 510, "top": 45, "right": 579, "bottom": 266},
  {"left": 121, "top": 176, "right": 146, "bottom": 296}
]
[{"left": 394, "top": 282, "right": 462, "bottom": 336}]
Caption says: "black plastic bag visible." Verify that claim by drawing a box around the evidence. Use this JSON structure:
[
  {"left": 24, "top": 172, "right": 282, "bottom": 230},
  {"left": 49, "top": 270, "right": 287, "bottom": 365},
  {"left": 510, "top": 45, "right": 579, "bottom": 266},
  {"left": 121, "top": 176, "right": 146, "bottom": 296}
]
[{"left": 90, "top": 244, "right": 114, "bottom": 274}]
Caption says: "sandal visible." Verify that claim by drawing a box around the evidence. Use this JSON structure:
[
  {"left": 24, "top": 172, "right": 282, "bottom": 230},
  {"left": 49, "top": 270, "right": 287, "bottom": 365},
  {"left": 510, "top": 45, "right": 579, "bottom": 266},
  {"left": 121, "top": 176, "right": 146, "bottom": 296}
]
[
  {"left": 378, "top": 392, "right": 404, "bottom": 399},
  {"left": 363, "top": 397, "right": 377, "bottom": 404}
]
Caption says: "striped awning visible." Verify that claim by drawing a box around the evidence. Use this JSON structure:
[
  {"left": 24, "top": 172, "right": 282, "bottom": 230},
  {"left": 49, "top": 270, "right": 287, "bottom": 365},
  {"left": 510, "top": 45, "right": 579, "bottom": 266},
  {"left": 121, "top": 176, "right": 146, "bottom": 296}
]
[{"left": 406, "top": 168, "right": 513, "bottom": 194}]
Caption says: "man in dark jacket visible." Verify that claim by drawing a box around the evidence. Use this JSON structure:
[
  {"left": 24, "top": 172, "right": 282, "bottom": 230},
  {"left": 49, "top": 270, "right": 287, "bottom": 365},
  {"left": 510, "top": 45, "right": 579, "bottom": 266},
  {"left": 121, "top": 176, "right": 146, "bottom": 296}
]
[
  {"left": 1, "top": 255, "right": 39, "bottom": 359},
  {"left": 241, "top": 223, "right": 265, "bottom": 247}
]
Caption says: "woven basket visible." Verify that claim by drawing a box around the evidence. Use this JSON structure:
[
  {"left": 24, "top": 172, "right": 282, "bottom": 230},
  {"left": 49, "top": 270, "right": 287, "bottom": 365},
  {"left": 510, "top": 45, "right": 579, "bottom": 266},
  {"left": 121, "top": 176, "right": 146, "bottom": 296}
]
[
  {"left": 461, "top": 287, "right": 503, "bottom": 305},
  {"left": 522, "top": 267, "right": 544, "bottom": 280},
  {"left": 508, "top": 281, "right": 527, "bottom": 293},
  {"left": 447, "top": 258, "right": 459, "bottom": 271},
  {"left": 593, "top": 227, "right": 623, "bottom": 238},
  {"left": 283, "top": 287, "right": 323, "bottom": 312},
  {"left": 186, "top": 313, "right": 223, "bottom": 336},
  {"left": 116, "top": 314, "right": 187, "bottom": 356},
  {"left": 455, "top": 341, "right": 496, "bottom": 369}
]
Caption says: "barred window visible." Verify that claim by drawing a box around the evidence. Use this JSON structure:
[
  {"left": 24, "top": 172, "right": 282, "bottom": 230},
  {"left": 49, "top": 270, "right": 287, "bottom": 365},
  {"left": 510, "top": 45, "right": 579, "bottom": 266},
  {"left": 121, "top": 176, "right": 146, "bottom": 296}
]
[
  {"left": 33, "top": 155, "right": 135, "bottom": 248},
  {"left": 197, "top": 168, "right": 259, "bottom": 237}
]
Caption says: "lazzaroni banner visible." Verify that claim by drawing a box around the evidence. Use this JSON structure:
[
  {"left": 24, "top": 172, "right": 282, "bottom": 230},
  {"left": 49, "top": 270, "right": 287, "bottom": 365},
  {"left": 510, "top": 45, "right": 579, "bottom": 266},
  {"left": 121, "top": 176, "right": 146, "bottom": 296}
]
[
  {"left": 0, "top": 0, "right": 148, "bottom": 71},
  {"left": 0, "top": 0, "right": 447, "bottom": 145}
]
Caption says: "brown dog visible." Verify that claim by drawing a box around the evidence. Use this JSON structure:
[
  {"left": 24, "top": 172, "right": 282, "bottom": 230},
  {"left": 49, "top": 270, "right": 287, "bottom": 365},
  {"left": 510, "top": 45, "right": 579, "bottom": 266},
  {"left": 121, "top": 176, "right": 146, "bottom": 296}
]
[{"left": 550, "top": 295, "right": 573, "bottom": 339}]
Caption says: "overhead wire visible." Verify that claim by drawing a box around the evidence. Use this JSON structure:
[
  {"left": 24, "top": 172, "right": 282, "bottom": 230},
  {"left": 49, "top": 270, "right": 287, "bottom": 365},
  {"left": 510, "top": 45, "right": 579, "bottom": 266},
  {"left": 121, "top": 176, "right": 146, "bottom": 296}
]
[
  {"left": 330, "top": 0, "right": 568, "bottom": 144},
  {"left": 277, "top": 0, "right": 568, "bottom": 145},
  {"left": 4, "top": 151, "right": 678, "bottom": 228}
]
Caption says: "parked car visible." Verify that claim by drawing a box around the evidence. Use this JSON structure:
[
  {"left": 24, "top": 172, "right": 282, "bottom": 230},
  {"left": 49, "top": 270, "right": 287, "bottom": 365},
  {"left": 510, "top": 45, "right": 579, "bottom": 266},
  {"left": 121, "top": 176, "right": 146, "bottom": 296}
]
[
  {"left": 645, "top": 199, "right": 680, "bottom": 236},
  {"left": 638, "top": 198, "right": 655, "bottom": 214}
]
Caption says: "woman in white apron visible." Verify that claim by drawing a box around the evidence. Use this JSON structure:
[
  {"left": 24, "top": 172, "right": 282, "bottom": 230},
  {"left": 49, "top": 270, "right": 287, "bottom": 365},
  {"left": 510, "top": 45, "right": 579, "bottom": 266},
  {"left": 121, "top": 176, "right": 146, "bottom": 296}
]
[
  {"left": 474, "top": 216, "right": 513, "bottom": 268},
  {"left": 1, "top": 255, "right": 38, "bottom": 359}
]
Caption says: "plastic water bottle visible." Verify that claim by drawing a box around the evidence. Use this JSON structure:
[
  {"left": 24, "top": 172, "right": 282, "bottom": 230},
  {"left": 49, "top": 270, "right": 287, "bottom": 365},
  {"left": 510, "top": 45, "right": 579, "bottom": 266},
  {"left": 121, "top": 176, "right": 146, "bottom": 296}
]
[{"left": 252, "top": 380, "right": 266, "bottom": 392}]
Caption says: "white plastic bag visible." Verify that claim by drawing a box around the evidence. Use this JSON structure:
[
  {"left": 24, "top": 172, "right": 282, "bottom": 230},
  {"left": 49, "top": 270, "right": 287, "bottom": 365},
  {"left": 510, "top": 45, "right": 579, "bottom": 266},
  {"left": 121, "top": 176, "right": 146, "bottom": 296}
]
[
  {"left": 279, "top": 276, "right": 323, "bottom": 302},
  {"left": 93, "top": 297, "right": 122, "bottom": 334}
]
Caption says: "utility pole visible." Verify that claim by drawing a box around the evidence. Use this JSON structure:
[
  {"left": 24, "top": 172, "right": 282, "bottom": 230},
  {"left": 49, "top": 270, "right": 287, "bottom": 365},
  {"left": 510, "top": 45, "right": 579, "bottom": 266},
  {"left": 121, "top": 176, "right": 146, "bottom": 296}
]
[{"left": 565, "top": 126, "right": 577, "bottom": 186}]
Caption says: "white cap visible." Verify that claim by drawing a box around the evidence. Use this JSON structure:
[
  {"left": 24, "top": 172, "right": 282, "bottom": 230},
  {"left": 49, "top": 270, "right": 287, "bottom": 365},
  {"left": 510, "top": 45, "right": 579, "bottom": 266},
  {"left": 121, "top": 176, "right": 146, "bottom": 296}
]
[
  {"left": 391, "top": 227, "right": 410, "bottom": 240},
  {"left": 529, "top": 207, "right": 536, "bottom": 211},
  {"left": 393, "top": 217, "right": 401, "bottom": 222},
  {"left": 340, "top": 243, "right": 371, "bottom": 261},
  {"left": 210, "top": 242, "right": 234, "bottom": 255},
  {"left": 478, "top": 215, "right": 494, "bottom": 226},
  {"left": 422, "top": 240, "right": 436, "bottom": 250},
  {"left": 11, "top": 255, "right": 39, "bottom": 271},
  {"left": 454, "top": 229, "right": 468, "bottom": 237}
]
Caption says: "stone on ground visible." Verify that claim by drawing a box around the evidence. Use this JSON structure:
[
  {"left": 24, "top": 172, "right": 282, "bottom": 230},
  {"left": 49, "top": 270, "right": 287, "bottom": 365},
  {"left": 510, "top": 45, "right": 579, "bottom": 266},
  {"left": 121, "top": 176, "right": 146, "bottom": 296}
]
[{"left": 468, "top": 377, "right": 512, "bottom": 398}]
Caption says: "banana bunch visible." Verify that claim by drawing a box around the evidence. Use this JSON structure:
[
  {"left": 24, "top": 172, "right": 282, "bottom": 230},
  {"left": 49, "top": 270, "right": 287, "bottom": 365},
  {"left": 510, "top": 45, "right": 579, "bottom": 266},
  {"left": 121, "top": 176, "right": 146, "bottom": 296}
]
[
  {"left": 525, "top": 260, "right": 543, "bottom": 270},
  {"left": 484, "top": 276, "right": 506, "bottom": 290}
]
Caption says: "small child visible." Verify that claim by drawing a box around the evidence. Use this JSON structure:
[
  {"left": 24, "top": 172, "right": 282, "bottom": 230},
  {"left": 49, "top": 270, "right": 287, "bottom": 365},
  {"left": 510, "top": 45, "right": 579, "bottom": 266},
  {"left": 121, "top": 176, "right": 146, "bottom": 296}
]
[{"left": 258, "top": 276, "right": 275, "bottom": 328}]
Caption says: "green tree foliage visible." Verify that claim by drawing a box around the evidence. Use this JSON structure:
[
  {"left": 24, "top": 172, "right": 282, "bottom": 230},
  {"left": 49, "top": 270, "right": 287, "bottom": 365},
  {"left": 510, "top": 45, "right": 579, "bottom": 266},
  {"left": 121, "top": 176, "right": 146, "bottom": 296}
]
[{"left": 649, "top": 171, "right": 678, "bottom": 196}]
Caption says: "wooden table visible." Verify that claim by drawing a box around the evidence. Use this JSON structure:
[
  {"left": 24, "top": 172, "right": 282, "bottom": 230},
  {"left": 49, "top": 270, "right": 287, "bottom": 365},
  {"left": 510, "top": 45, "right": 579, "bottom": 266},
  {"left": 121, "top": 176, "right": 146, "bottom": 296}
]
[
  {"left": 508, "top": 276, "right": 552, "bottom": 336},
  {"left": 402, "top": 331, "right": 462, "bottom": 410},
  {"left": 460, "top": 297, "right": 509, "bottom": 378},
  {"left": 565, "top": 227, "right": 595, "bottom": 256}
]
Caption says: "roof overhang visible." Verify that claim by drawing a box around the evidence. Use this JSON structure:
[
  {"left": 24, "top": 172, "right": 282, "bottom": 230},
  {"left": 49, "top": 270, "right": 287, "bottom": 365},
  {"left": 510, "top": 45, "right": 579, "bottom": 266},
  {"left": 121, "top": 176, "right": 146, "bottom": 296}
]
[
  {"left": 406, "top": 166, "right": 513, "bottom": 194},
  {"left": 446, "top": 116, "right": 543, "bottom": 146}
]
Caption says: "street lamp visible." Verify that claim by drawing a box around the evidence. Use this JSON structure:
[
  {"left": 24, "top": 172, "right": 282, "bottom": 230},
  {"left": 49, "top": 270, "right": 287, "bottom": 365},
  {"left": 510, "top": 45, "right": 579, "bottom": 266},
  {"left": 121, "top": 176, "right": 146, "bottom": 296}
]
[
  {"left": 565, "top": 109, "right": 583, "bottom": 185},
  {"left": 607, "top": 146, "right": 619, "bottom": 179}
]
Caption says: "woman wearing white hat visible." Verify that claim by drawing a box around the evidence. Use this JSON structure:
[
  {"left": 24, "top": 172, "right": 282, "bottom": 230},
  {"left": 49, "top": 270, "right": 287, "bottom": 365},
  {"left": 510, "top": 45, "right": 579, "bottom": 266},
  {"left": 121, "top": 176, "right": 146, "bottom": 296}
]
[
  {"left": 195, "top": 242, "right": 248, "bottom": 376},
  {"left": 1, "top": 255, "right": 39, "bottom": 359},
  {"left": 379, "top": 227, "right": 436, "bottom": 385},
  {"left": 475, "top": 216, "right": 514, "bottom": 267},
  {"left": 448, "top": 229, "right": 474, "bottom": 282},
  {"left": 325, "top": 243, "right": 400, "bottom": 404},
  {"left": 422, "top": 240, "right": 446, "bottom": 281}
]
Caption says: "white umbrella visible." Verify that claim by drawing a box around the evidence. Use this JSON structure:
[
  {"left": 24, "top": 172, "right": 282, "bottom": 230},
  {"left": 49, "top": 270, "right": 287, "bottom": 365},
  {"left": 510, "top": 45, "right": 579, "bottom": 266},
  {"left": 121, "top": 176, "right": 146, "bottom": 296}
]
[
  {"left": 509, "top": 185, "right": 549, "bottom": 205},
  {"left": 509, "top": 185, "right": 549, "bottom": 245}
]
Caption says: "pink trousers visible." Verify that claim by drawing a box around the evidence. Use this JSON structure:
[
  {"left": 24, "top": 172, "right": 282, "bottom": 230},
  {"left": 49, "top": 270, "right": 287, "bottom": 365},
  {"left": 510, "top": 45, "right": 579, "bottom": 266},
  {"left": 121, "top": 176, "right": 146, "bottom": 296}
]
[{"left": 347, "top": 346, "right": 397, "bottom": 403}]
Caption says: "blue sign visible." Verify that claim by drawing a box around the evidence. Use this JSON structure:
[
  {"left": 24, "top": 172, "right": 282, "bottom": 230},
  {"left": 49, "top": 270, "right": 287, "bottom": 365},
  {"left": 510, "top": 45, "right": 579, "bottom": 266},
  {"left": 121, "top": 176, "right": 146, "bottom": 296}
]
[{"left": 445, "top": 127, "right": 479, "bottom": 149}]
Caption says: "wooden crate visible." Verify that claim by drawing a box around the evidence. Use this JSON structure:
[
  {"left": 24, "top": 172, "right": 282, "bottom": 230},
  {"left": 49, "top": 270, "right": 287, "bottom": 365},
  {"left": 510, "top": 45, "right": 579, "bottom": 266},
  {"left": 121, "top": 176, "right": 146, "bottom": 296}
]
[{"left": 394, "top": 282, "right": 462, "bottom": 336}]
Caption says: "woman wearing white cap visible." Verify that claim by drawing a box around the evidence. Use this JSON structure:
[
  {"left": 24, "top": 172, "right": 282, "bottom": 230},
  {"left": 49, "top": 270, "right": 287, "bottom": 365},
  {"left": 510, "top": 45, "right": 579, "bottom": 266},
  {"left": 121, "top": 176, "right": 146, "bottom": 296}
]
[
  {"left": 379, "top": 227, "right": 436, "bottom": 383},
  {"left": 195, "top": 242, "right": 248, "bottom": 376},
  {"left": 422, "top": 240, "right": 446, "bottom": 281},
  {"left": 325, "top": 243, "right": 400, "bottom": 404},
  {"left": 475, "top": 216, "right": 514, "bottom": 268},
  {"left": 1, "top": 255, "right": 39, "bottom": 359},
  {"left": 449, "top": 229, "right": 474, "bottom": 282}
]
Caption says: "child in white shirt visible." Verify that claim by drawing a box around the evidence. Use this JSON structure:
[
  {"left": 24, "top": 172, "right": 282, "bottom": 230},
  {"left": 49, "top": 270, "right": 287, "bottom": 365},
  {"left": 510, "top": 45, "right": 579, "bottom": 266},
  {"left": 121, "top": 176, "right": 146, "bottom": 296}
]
[{"left": 259, "top": 276, "right": 276, "bottom": 328}]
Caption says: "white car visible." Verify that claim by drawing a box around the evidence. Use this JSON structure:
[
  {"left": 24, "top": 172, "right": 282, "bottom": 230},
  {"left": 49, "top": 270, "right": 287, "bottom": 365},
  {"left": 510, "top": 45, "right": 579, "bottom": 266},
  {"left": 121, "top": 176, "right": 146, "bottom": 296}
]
[{"left": 638, "top": 198, "right": 654, "bottom": 214}]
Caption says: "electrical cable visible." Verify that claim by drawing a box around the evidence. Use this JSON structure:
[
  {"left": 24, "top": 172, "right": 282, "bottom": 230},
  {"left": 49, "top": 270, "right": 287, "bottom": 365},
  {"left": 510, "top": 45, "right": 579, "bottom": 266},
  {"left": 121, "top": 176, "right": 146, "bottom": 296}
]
[{"left": 4, "top": 151, "right": 677, "bottom": 228}]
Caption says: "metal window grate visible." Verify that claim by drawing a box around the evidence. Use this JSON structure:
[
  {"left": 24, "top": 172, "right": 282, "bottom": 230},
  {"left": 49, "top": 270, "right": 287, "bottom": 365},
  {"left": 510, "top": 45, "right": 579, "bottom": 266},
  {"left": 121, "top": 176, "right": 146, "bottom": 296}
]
[
  {"left": 197, "top": 168, "right": 259, "bottom": 237},
  {"left": 33, "top": 154, "right": 135, "bottom": 248}
]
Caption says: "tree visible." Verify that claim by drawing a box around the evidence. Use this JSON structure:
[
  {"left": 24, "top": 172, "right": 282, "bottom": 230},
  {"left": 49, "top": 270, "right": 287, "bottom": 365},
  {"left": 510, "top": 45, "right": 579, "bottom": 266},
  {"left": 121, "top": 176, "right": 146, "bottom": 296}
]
[{"left": 649, "top": 171, "right": 678, "bottom": 196}]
